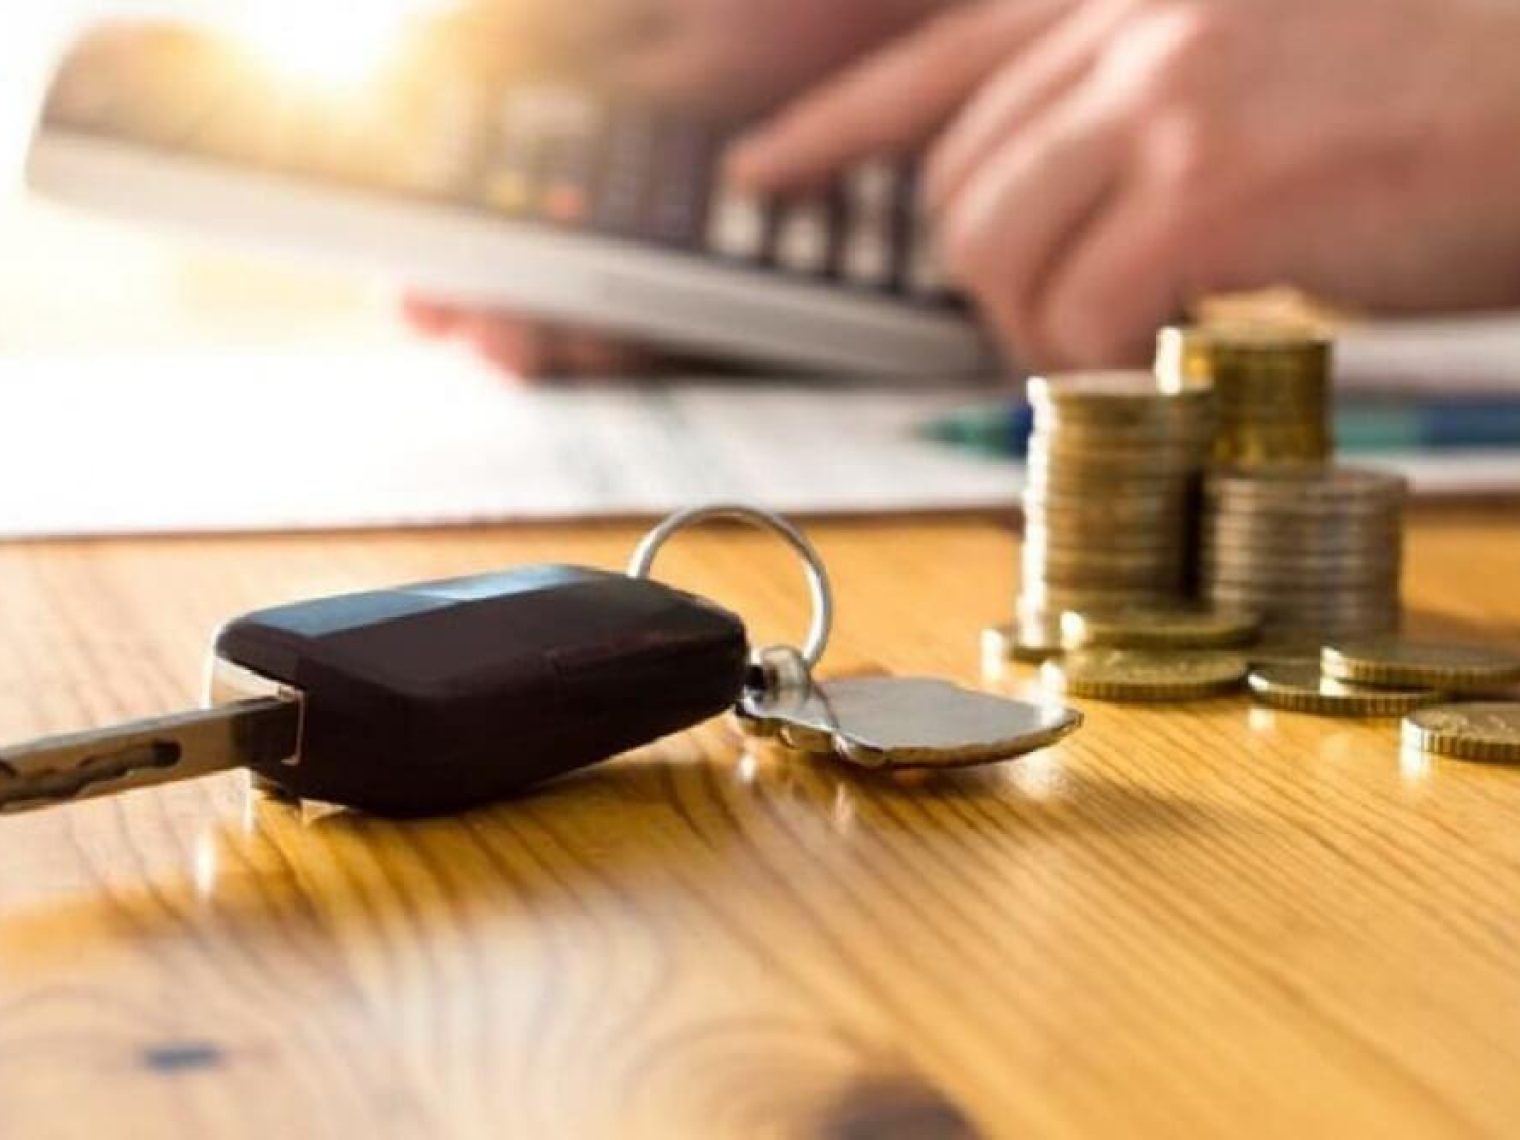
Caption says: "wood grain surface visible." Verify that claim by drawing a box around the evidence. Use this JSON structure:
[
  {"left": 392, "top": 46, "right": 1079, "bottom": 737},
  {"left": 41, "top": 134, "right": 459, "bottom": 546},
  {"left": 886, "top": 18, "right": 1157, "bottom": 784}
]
[{"left": 1, "top": 508, "right": 1519, "bottom": 1139}]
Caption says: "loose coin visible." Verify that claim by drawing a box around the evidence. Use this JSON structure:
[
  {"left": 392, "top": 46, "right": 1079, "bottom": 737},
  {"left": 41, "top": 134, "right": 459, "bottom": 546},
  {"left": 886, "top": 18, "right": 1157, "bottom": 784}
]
[
  {"left": 1248, "top": 638, "right": 1327, "bottom": 670},
  {"left": 1402, "top": 703, "right": 1520, "bottom": 763},
  {"left": 1322, "top": 641, "right": 1520, "bottom": 693},
  {"left": 1041, "top": 649, "right": 1249, "bottom": 702},
  {"left": 1059, "top": 606, "right": 1261, "bottom": 650},
  {"left": 982, "top": 621, "right": 1064, "bottom": 665},
  {"left": 1247, "top": 663, "right": 1440, "bottom": 717}
]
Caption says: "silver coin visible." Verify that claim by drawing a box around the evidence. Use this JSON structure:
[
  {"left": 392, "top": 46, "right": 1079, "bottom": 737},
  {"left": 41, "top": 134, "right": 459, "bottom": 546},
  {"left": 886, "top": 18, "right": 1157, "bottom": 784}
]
[
  {"left": 1204, "top": 586, "right": 1400, "bottom": 611},
  {"left": 1200, "top": 557, "right": 1400, "bottom": 584},
  {"left": 1206, "top": 465, "right": 1406, "bottom": 505},
  {"left": 1201, "top": 546, "right": 1401, "bottom": 569},
  {"left": 1203, "top": 521, "right": 1402, "bottom": 549},
  {"left": 1204, "top": 584, "right": 1401, "bottom": 609}
]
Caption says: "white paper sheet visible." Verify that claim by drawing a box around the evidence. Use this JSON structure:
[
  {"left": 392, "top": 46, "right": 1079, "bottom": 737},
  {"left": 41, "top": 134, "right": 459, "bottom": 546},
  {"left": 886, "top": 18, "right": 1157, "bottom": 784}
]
[
  {"left": 0, "top": 340, "right": 1021, "bottom": 537},
  {"left": 1339, "top": 316, "right": 1520, "bottom": 394},
  {"left": 4, "top": 338, "right": 1519, "bottom": 539}
]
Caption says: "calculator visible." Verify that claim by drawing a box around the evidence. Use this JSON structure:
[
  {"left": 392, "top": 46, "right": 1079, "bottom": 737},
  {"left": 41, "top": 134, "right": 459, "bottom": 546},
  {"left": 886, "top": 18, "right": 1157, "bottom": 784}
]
[{"left": 26, "top": 20, "right": 994, "bottom": 378}]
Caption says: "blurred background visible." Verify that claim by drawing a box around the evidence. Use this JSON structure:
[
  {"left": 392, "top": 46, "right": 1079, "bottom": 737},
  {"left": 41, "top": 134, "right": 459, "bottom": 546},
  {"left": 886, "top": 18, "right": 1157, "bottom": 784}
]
[{"left": 0, "top": 1, "right": 406, "bottom": 353}]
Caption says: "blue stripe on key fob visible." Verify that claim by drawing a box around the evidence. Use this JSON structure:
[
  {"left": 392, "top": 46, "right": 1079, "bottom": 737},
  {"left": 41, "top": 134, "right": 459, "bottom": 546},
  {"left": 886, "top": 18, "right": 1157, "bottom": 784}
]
[{"left": 209, "top": 566, "right": 748, "bottom": 817}]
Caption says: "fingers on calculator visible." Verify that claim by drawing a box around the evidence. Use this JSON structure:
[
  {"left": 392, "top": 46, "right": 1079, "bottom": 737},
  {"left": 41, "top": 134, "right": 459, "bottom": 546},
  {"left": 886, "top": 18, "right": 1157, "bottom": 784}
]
[{"left": 38, "top": 23, "right": 986, "bottom": 376}]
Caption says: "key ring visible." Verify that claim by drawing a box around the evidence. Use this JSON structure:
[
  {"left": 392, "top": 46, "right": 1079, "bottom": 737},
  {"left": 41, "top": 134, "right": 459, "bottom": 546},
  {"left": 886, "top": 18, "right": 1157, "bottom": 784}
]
[{"left": 628, "top": 505, "right": 834, "bottom": 670}]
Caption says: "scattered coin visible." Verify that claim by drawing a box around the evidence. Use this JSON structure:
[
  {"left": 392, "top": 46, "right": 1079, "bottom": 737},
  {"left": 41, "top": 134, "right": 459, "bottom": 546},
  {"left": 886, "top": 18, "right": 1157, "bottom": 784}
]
[
  {"left": 1402, "top": 703, "right": 1520, "bottom": 763},
  {"left": 1041, "top": 649, "right": 1249, "bottom": 702},
  {"left": 982, "top": 621, "right": 1064, "bottom": 665},
  {"left": 1322, "top": 641, "right": 1520, "bottom": 693},
  {"left": 1247, "top": 663, "right": 1440, "bottom": 717},
  {"left": 1059, "top": 606, "right": 1260, "bottom": 650},
  {"left": 1247, "top": 638, "right": 1327, "bottom": 671}
]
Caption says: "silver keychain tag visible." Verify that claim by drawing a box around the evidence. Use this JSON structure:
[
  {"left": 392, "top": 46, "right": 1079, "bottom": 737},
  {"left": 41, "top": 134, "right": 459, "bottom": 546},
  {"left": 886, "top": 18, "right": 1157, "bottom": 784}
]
[{"left": 630, "top": 506, "right": 1083, "bottom": 771}]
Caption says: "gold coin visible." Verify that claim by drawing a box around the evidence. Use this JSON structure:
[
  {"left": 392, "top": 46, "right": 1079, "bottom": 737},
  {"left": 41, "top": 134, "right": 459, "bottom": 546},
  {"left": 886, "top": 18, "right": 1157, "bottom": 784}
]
[
  {"left": 1017, "top": 586, "right": 1183, "bottom": 623},
  {"left": 1026, "top": 520, "right": 1188, "bottom": 551},
  {"left": 1029, "top": 369, "right": 1213, "bottom": 409},
  {"left": 1027, "top": 442, "right": 1203, "bottom": 475},
  {"left": 982, "top": 621, "right": 1064, "bottom": 665},
  {"left": 1027, "top": 548, "right": 1185, "bottom": 581},
  {"left": 1041, "top": 649, "right": 1248, "bottom": 702},
  {"left": 1027, "top": 422, "right": 1216, "bottom": 450},
  {"left": 1025, "top": 468, "right": 1189, "bottom": 497},
  {"left": 1402, "top": 703, "right": 1520, "bottom": 763},
  {"left": 1059, "top": 606, "right": 1260, "bottom": 650},
  {"left": 1157, "top": 325, "right": 1332, "bottom": 386},
  {"left": 1246, "top": 663, "right": 1439, "bottom": 717},
  {"left": 1322, "top": 641, "right": 1520, "bottom": 692}
]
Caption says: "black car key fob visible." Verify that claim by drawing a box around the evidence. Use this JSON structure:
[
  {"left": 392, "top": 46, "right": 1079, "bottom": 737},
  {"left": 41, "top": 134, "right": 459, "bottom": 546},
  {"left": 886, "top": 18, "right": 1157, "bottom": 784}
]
[
  {"left": 0, "top": 506, "right": 1084, "bottom": 825},
  {"left": 208, "top": 566, "right": 748, "bottom": 817}
]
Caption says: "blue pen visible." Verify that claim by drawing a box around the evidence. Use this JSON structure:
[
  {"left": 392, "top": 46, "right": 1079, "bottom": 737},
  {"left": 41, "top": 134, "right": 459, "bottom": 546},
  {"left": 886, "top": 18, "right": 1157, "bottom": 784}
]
[{"left": 922, "top": 398, "right": 1520, "bottom": 458}]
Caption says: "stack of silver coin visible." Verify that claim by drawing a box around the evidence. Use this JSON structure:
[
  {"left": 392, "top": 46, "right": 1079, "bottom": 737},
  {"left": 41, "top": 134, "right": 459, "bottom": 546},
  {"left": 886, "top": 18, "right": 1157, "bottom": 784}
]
[
  {"left": 1202, "top": 466, "right": 1406, "bottom": 640},
  {"left": 1016, "top": 372, "right": 1216, "bottom": 647}
]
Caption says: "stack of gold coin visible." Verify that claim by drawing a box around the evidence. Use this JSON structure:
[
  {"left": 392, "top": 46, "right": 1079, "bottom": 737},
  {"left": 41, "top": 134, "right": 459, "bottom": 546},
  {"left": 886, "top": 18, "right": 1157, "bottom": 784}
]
[
  {"left": 1016, "top": 372, "right": 1215, "bottom": 650},
  {"left": 1201, "top": 465, "right": 1406, "bottom": 640},
  {"left": 1157, "top": 325, "right": 1333, "bottom": 465}
]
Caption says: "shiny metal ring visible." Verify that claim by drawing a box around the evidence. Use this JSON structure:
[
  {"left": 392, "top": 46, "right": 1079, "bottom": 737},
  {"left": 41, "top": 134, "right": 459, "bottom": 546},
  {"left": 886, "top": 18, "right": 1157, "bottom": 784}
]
[{"left": 628, "top": 504, "right": 834, "bottom": 670}]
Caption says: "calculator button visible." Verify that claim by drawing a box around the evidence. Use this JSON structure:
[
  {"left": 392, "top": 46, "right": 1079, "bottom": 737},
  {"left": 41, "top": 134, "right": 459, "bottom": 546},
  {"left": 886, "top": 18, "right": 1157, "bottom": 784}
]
[
  {"left": 407, "top": 82, "right": 486, "bottom": 199},
  {"left": 907, "top": 228, "right": 953, "bottom": 301},
  {"left": 646, "top": 122, "right": 716, "bottom": 248},
  {"left": 887, "top": 163, "right": 922, "bottom": 294},
  {"left": 841, "top": 161, "right": 897, "bottom": 288},
  {"left": 706, "top": 185, "right": 770, "bottom": 260},
  {"left": 595, "top": 109, "right": 658, "bottom": 236},
  {"left": 514, "top": 88, "right": 602, "bottom": 226},
  {"left": 775, "top": 196, "right": 832, "bottom": 276},
  {"left": 538, "top": 131, "right": 597, "bottom": 225}
]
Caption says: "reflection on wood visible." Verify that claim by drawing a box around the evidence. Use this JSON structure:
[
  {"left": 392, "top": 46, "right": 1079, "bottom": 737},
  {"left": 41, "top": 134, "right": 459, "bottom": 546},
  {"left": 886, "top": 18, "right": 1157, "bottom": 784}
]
[{"left": 0, "top": 511, "right": 1518, "bottom": 1136}]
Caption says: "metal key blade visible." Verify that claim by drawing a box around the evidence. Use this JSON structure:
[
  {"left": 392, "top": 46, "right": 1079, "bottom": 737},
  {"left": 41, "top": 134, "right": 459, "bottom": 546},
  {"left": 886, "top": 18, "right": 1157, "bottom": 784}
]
[{"left": 0, "top": 698, "right": 300, "bottom": 814}]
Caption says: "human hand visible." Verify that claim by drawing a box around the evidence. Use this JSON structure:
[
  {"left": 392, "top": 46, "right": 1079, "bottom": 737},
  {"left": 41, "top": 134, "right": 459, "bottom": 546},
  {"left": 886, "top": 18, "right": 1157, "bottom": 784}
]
[
  {"left": 729, "top": 0, "right": 1520, "bottom": 368},
  {"left": 467, "top": 0, "right": 953, "bottom": 114},
  {"left": 402, "top": 298, "right": 657, "bottom": 379},
  {"left": 407, "top": 0, "right": 952, "bottom": 378}
]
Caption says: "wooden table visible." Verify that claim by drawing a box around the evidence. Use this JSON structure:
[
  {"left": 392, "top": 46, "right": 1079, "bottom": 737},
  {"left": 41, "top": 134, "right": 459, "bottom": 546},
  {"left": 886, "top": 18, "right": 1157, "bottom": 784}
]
[{"left": 2, "top": 508, "right": 1519, "bottom": 1138}]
